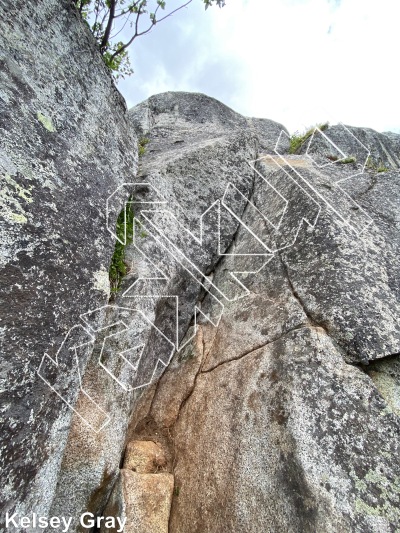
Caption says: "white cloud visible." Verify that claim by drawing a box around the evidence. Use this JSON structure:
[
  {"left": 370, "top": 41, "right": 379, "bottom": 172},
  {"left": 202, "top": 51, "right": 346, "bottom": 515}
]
[{"left": 117, "top": 0, "right": 400, "bottom": 134}]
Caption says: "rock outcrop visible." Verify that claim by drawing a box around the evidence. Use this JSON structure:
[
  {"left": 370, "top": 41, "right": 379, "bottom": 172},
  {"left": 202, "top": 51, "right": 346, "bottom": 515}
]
[
  {"left": 1, "top": 2, "right": 400, "bottom": 531},
  {"left": 63, "top": 91, "right": 399, "bottom": 532},
  {"left": 48, "top": 90, "right": 289, "bottom": 526},
  {"left": 118, "top": 96, "right": 400, "bottom": 532},
  {"left": 102, "top": 469, "right": 174, "bottom": 533},
  {"left": 0, "top": 0, "right": 137, "bottom": 523},
  {"left": 123, "top": 440, "right": 167, "bottom": 474}
]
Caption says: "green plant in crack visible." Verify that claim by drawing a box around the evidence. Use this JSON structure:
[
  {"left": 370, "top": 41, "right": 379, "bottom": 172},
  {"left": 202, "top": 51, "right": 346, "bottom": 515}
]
[
  {"left": 109, "top": 199, "right": 134, "bottom": 294},
  {"left": 377, "top": 164, "right": 390, "bottom": 172},
  {"left": 338, "top": 156, "right": 357, "bottom": 164},
  {"left": 289, "top": 122, "right": 329, "bottom": 154},
  {"left": 138, "top": 137, "right": 150, "bottom": 157},
  {"left": 326, "top": 154, "right": 339, "bottom": 162},
  {"left": 366, "top": 156, "right": 390, "bottom": 173}
]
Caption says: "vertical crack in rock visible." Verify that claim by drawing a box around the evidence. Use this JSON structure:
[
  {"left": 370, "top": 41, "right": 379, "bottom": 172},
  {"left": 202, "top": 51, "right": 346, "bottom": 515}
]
[
  {"left": 278, "top": 252, "right": 329, "bottom": 334},
  {"left": 357, "top": 173, "right": 380, "bottom": 199},
  {"left": 3, "top": 13, "right": 400, "bottom": 526},
  {"left": 173, "top": 327, "right": 206, "bottom": 428},
  {"left": 277, "top": 251, "right": 361, "bottom": 365}
]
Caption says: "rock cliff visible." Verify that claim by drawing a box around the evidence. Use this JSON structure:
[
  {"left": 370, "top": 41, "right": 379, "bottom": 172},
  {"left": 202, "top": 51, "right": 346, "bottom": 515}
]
[
  {"left": 1, "top": 2, "right": 400, "bottom": 532},
  {"left": 0, "top": 0, "right": 137, "bottom": 524}
]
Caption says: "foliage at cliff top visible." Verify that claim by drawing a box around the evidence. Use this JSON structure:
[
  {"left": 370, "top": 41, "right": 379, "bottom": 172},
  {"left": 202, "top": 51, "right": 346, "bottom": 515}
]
[{"left": 74, "top": 0, "right": 226, "bottom": 79}]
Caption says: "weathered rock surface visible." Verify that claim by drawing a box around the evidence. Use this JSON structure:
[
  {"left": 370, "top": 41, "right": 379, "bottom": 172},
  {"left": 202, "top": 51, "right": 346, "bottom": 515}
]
[
  {"left": 101, "top": 470, "right": 174, "bottom": 533},
  {"left": 49, "top": 92, "right": 290, "bottom": 524},
  {"left": 123, "top": 101, "right": 400, "bottom": 531},
  {"left": 295, "top": 123, "right": 400, "bottom": 170},
  {"left": 0, "top": 0, "right": 137, "bottom": 523},
  {"left": 130, "top": 91, "right": 289, "bottom": 154},
  {"left": 47, "top": 93, "right": 282, "bottom": 516},
  {"left": 123, "top": 440, "right": 167, "bottom": 473},
  {"left": 162, "top": 327, "right": 400, "bottom": 533},
  {"left": 1, "top": 1, "right": 400, "bottom": 529}
]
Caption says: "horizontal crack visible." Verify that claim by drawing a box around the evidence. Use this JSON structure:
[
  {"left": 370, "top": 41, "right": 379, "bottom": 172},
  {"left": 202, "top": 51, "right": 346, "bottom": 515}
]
[
  {"left": 351, "top": 351, "right": 400, "bottom": 370},
  {"left": 201, "top": 323, "right": 312, "bottom": 374},
  {"left": 171, "top": 327, "right": 206, "bottom": 429}
]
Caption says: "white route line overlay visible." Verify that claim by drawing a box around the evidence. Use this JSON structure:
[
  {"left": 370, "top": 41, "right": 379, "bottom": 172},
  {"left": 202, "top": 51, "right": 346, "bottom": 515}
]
[
  {"left": 38, "top": 307, "right": 174, "bottom": 432},
  {"left": 273, "top": 124, "right": 373, "bottom": 235},
  {"left": 38, "top": 124, "right": 375, "bottom": 431}
]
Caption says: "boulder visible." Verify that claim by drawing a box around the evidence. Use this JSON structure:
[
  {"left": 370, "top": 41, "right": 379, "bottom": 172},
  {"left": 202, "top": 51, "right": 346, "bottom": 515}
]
[
  {"left": 123, "top": 440, "right": 167, "bottom": 474},
  {"left": 48, "top": 92, "right": 289, "bottom": 523},
  {"left": 101, "top": 470, "right": 174, "bottom": 533}
]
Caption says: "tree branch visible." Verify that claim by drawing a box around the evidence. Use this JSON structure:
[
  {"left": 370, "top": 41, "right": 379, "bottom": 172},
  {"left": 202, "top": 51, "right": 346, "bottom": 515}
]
[
  {"left": 111, "top": 12, "right": 131, "bottom": 40},
  {"left": 100, "top": 0, "right": 117, "bottom": 52},
  {"left": 109, "top": 0, "right": 193, "bottom": 61}
]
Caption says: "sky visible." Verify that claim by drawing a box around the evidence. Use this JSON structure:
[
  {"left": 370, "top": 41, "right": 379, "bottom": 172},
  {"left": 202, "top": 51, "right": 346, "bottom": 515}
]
[{"left": 117, "top": 0, "right": 400, "bottom": 134}]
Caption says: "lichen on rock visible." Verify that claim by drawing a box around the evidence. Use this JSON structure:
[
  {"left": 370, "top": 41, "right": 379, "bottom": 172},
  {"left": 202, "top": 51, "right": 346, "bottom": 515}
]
[{"left": 1, "top": 2, "right": 400, "bottom": 531}]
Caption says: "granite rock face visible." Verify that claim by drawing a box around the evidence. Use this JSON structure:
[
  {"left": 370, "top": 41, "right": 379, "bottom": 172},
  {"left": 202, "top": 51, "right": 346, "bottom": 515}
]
[
  {"left": 297, "top": 123, "right": 400, "bottom": 171},
  {"left": 122, "top": 106, "right": 400, "bottom": 532},
  {"left": 0, "top": 0, "right": 137, "bottom": 523},
  {"left": 123, "top": 440, "right": 167, "bottom": 474},
  {"left": 49, "top": 91, "right": 289, "bottom": 524},
  {"left": 1, "top": 1, "right": 400, "bottom": 529},
  {"left": 101, "top": 469, "right": 174, "bottom": 533}
]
